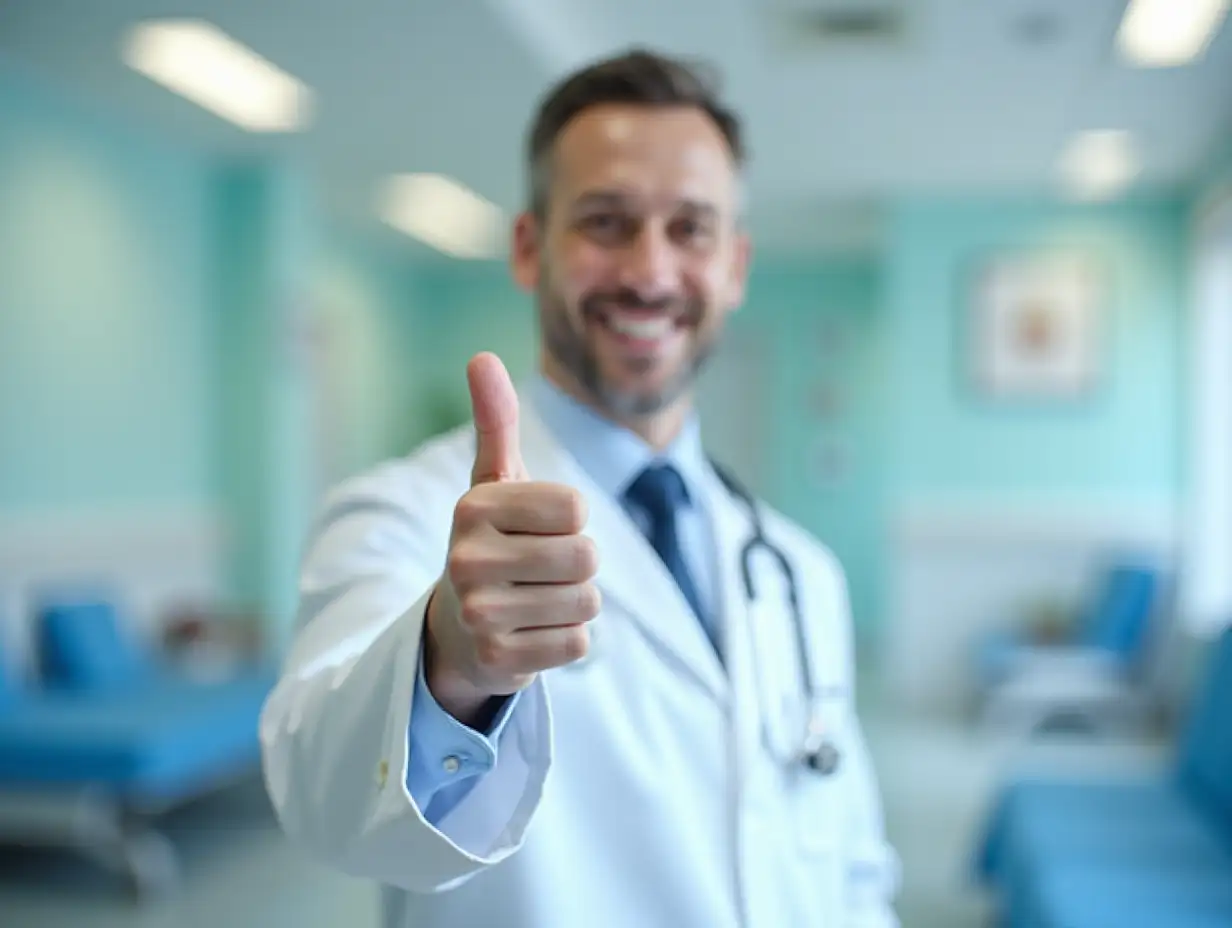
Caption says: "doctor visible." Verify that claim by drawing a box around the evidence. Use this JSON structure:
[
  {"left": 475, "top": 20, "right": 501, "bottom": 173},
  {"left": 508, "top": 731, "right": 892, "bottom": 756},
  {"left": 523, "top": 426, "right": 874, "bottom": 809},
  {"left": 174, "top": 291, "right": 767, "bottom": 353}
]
[{"left": 260, "top": 48, "right": 899, "bottom": 927}]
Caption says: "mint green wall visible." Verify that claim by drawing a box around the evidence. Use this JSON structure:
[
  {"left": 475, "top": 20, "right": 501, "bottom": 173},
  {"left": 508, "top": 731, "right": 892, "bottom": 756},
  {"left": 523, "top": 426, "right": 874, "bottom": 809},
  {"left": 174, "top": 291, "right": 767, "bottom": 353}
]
[
  {"left": 312, "top": 232, "right": 438, "bottom": 468},
  {"left": 737, "top": 262, "right": 886, "bottom": 638},
  {"left": 885, "top": 197, "right": 1188, "bottom": 507},
  {"left": 212, "top": 160, "right": 323, "bottom": 646},
  {"left": 407, "top": 262, "right": 539, "bottom": 444},
  {"left": 314, "top": 229, "right": 414, "bottom": 474},
  {"left": 0, "top": 61, "right": 216, "bottom": 514},
  {"left": 0, "top": 60, "right": 419, "bottom": 650}
]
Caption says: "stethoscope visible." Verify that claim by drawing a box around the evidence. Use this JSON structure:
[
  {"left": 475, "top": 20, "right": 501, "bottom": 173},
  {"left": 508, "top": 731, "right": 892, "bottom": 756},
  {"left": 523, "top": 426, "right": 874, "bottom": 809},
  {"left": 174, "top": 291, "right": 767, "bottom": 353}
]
[{"left": 708, "top": 460, "right": 843, "bottom": 779}]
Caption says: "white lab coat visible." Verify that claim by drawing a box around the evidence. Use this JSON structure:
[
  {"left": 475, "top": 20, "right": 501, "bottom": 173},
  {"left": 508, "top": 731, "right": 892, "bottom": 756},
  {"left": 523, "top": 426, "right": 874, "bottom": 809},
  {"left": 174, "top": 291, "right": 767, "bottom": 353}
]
[{"left": 260, "top": 399, "right": 900, "bottom": 928}]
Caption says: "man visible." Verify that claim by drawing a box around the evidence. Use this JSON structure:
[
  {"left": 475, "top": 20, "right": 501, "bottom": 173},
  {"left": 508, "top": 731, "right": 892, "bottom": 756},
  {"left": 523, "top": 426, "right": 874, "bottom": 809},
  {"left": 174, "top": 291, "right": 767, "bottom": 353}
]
[{"left": 261, "top": 48, "right": 900, "bottom": 927}]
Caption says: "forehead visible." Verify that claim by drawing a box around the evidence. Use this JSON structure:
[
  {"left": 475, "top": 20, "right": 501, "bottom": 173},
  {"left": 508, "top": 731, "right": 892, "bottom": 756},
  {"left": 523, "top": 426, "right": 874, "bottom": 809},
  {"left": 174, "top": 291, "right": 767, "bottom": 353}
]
[{"left": 549, "top": 104, "right": 739, "bottom": 207}]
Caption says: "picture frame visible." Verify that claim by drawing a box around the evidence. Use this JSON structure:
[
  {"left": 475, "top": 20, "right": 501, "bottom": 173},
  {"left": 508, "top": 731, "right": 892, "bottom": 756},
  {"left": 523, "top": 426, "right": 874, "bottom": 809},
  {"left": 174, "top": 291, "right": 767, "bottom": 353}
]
[{"left": 966, "top": 250, "right": 1106, "bottom": 402}]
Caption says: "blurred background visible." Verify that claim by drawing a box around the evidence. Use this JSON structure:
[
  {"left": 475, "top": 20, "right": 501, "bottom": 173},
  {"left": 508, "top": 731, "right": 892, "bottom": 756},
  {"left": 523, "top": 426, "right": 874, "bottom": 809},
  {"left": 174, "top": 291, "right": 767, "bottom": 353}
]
[{"left": 1, "top": 0, "right": 1231, "bottom": 926}]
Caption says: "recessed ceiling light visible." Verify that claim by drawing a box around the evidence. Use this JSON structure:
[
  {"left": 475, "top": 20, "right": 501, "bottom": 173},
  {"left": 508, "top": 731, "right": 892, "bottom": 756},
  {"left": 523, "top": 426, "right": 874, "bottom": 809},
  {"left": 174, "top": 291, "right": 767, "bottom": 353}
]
[
  {"left": 122, "top": 20, "right": 312, "bottom": 132},
  {"left": 1116, "top": 0, "right": 1231, "bottom": 67},
  {"left": 378, "top": 174, "right": 506, "bottom": 259},
  {"left": 1057, "top": 130, "right": 1140, "bottom": 202}
]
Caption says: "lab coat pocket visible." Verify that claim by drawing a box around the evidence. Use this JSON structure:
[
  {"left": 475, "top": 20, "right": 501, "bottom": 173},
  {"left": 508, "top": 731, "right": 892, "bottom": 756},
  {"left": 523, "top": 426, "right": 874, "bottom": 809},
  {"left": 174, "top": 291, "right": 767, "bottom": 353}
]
[
  {"left": 789, "top": 720, "right": 848, "bottom": 923},
  {"left": 793, "top": 824, "right": 844, "bottom": 925},
  {"left": 793, "top": 761, "right": 844, "bottom": 856}
]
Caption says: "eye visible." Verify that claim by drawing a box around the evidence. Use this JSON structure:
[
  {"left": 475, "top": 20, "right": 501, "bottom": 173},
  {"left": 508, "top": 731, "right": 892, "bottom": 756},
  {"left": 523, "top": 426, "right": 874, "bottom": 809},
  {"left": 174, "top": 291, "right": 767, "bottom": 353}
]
[
  {"left": 671, "top": 215, "right": 716, "bottom": 245},
  {"left": 578, "top": 212, "right": 634, "bottom": 241}
]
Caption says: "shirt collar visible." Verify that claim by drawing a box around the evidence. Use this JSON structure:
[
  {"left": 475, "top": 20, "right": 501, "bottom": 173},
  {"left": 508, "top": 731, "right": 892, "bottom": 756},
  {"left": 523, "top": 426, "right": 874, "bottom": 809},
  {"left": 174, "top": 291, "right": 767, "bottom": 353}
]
[{"left": 525, "top": 374, "right": 711, "bottom": 505}]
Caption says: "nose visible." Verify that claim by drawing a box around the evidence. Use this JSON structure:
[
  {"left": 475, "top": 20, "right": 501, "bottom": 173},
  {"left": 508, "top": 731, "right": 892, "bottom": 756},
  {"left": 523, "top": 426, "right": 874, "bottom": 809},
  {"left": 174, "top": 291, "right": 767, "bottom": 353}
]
[{"left": 619, "top": 224, "right": 680, "bottom": 299}]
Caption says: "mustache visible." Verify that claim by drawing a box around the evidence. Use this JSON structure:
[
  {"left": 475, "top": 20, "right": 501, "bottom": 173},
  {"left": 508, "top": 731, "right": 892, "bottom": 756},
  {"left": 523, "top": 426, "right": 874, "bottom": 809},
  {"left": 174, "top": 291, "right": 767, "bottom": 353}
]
[{"left": 580, "top": 288, "right": 702, "bottom": 321}]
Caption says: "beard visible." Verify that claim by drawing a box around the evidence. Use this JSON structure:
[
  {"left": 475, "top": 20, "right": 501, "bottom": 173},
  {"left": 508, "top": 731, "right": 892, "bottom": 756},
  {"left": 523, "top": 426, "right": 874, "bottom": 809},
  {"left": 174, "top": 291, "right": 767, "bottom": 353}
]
[{"left": 539, "top": 280, "right": 720, "bottom": 419}]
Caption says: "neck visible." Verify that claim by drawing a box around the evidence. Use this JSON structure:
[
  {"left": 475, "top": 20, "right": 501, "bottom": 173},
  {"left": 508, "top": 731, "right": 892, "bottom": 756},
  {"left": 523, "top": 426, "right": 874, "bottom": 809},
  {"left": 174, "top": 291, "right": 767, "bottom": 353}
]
[{"left": 540, "top": 357, "right": 692, "bottom": 452}]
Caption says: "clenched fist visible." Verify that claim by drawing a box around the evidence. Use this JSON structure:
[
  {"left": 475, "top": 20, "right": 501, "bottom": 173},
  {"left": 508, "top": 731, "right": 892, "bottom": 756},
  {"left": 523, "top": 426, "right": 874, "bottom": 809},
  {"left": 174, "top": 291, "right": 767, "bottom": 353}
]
[{"left": 424, "top": 352, "right": 602, "bottom": 727}]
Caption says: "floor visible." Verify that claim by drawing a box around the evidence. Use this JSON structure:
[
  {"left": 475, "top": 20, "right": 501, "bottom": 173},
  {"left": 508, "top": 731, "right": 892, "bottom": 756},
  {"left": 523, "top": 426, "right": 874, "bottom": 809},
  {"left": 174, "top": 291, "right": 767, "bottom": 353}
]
[{"left": 0, "top": 689, "right": 1169, "bottom": 928}]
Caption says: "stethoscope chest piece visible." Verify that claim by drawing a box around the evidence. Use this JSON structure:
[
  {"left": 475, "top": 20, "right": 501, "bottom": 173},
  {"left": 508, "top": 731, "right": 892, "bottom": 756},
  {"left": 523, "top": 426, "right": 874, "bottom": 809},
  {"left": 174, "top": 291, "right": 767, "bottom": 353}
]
[{"left": 805, "top": 741, "right": 842, "bottom": 777}]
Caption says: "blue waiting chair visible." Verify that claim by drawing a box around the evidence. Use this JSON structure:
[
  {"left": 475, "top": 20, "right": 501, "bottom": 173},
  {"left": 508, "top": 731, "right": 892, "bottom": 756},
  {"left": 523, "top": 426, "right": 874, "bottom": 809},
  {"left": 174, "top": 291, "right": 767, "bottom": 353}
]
[
  {"left": 975, "top": 625, "right": 1232, "bottom": 928},
  {"left": 0, "top": 598, "right": 275, "bottom": 899},
  {"left": 974, "top": 561, "right": 1163, "bottom": 734}
]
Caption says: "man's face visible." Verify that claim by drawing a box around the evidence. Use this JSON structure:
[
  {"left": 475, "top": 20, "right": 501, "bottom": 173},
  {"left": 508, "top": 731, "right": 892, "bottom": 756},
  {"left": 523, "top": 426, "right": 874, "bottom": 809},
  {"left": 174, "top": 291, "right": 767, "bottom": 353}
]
[{"left": 512, "top": 104, "right": 750, "bottom": 420}]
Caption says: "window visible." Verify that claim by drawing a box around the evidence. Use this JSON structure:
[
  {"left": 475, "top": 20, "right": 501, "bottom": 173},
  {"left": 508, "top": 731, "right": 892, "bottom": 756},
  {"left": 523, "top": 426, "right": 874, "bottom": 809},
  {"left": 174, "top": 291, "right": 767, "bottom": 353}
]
[{"left": 1183, "top": 191, "right": 1232, "bottom": 635}]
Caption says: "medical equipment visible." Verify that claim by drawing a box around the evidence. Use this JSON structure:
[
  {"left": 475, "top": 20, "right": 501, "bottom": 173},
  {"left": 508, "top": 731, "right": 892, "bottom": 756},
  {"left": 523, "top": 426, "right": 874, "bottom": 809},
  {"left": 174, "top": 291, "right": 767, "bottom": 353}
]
[{"left": 708, "top": 461, "right": 842, "bottom": 778}]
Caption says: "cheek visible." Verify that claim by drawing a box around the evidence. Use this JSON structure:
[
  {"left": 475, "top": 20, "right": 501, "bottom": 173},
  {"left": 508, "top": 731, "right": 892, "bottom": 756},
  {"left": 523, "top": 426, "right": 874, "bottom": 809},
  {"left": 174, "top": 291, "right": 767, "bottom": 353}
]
[
  {"left": 689, "top": 264, "right": 735, "bottom": 315},
  {"left": 560, "top": 248, "right": 620, "bottom": 303}
]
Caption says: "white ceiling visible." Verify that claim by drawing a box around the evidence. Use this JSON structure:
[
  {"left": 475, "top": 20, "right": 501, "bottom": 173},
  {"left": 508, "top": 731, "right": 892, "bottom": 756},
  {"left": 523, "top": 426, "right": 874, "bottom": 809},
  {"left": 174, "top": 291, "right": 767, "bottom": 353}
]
[{"left": 2, "top": 0, "right": 1230, "bottom": 255}]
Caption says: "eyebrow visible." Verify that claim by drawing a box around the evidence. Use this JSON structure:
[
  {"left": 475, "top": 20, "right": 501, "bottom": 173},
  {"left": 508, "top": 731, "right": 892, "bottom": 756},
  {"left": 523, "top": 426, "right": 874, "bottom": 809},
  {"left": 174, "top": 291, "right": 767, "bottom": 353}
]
[{"left": 571, "top": 190, "right": 721, "bottom": 218}]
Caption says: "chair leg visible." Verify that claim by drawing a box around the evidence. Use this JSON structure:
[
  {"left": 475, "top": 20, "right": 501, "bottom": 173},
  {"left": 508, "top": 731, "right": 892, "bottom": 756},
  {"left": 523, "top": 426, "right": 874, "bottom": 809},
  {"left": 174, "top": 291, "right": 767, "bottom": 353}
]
[
  {"left": 114, "top": 812, "right": 181, "bottom": 901},
  {"left": 74, "top": 802, "right": 181, "bottom": 901}
]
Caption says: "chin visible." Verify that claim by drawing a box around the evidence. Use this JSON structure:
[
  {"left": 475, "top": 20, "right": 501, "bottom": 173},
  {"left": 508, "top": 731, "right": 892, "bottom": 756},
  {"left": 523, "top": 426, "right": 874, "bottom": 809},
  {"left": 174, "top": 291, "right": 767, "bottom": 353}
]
[{"left": 594, "top": 372, "right": 691, "bottom": 419}]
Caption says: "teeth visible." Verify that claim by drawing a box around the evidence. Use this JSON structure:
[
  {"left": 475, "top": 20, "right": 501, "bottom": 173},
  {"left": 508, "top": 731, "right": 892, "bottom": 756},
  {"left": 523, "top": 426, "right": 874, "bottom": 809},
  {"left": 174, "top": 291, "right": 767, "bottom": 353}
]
[{"left": 606, "top": 316, "right": 672, "bottom": 339}]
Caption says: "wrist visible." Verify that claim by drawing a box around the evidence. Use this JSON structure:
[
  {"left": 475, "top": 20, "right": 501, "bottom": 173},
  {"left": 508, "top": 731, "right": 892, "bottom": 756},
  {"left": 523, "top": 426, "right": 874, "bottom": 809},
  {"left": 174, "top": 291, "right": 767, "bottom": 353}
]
[{"left": 423, "top": 588, "right": 497, "bottom": 728}]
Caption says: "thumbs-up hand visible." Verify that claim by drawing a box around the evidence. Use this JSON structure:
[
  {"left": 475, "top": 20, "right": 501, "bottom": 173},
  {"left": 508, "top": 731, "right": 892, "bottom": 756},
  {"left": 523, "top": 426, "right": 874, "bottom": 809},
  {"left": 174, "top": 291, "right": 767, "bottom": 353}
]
[{"left": 424, "top": 353, "right": 601, "bottom": 727}]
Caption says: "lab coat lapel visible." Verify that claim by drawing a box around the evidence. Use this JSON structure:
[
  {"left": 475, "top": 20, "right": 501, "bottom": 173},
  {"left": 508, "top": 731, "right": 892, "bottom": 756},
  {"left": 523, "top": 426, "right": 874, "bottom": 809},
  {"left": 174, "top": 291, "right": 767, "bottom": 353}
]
[
  {"left": 702, "top": 465, "right": 766, "bottom": 750},
  {"left": 519, "top": 403, "right": 728, "bottom": 704}
]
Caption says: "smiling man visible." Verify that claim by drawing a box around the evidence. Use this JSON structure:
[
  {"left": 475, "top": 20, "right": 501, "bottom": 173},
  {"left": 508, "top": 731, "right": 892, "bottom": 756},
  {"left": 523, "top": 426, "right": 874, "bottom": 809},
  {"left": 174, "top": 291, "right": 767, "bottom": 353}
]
[{"left": 261, "top": 48, "right": 900, "bottom": 928}]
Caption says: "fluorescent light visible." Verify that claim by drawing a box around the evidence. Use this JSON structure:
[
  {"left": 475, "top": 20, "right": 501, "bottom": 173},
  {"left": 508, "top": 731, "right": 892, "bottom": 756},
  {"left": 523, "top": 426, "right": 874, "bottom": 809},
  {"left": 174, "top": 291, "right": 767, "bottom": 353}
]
[
  {"left": 1116, "top": 0, "right": 1230, "bottom": 67},
  {"left": 378, "top": 174, "right": 506, "bottom": 259},
  {"left": 123, "top": 20, "right": 311, "bottom": 132},
  {"left": 1057, "top": 130, "right": 1139, "bottom": 202}
]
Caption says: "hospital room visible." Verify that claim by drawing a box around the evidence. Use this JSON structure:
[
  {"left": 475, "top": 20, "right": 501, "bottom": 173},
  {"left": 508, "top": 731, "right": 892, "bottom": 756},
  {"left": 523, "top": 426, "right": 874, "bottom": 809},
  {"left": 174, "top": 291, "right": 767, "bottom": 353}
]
[{"left": 1, "top": 0, "right": 1231, "bottom": 926}]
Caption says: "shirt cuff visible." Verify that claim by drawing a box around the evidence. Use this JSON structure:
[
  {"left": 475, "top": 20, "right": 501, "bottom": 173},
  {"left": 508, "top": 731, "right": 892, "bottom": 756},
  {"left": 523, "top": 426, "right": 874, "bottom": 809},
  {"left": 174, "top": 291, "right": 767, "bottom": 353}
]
[{"left": 405, "top": 642, "right": 521, "bottom": 810}]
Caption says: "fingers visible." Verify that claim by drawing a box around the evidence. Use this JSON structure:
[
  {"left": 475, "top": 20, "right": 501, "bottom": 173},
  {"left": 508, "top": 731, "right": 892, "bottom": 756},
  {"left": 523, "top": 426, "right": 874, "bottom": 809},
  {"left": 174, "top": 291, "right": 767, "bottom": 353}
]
[
  {"left": 457, "top": 582, "right": 602, "bottom": 633},
  {"left": 467, "top": 352, "right": 525, "bottom": 486},
  {"left": 454, "top": 482, "right": 588, "bottom": 535},
  {"left": 475, "top": 625, "right": 593, "bottom": 677},
  {"left": 448, "top": 532, "right": 599, "bottom": 588}
]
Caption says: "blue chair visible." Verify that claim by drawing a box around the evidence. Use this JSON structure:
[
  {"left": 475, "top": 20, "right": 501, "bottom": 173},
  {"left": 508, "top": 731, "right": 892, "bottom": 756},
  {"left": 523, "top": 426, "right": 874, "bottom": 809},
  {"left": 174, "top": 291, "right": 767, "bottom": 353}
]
[
  {"left": 975, "top": 626, "right": 1232, "bottom": 928},
  {"left": 0, "top": 597, "right": 275, "bottom": 899},
  {"left": 974, "top": 562, "right": 1163, "bottom": 734}
]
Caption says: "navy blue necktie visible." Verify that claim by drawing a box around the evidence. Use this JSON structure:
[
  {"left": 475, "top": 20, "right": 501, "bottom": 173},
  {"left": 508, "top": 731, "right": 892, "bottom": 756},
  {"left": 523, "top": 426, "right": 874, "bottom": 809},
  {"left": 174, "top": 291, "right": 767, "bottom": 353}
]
[{"left": 625, "top": 464, "right": 717, "bottom": 654}]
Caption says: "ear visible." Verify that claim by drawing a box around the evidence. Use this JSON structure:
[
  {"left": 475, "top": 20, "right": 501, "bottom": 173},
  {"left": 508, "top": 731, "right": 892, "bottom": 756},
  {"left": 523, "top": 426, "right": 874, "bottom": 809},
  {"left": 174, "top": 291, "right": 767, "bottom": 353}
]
[
  {"left": 725, "top": 230, "right": 752, "bottom": 310},
  {"left": 510, "top": 211, "right": 542, "bottom": 293}
]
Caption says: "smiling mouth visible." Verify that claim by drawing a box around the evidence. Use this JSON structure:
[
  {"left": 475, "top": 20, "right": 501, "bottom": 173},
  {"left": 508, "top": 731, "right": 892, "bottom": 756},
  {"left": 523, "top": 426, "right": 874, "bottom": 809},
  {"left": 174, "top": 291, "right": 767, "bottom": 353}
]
[
  {"left": 588, "top": 305, "right": 686, "bottom": 343},
  {"left": 601, "top": 312, "right": 676, "bottom": 340}
]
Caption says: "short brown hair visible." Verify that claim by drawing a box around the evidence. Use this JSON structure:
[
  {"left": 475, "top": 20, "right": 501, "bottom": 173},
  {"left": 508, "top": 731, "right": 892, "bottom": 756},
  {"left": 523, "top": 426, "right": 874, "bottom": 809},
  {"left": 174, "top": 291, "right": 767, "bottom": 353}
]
[{"left": 525, "top": 48, "right": 746, "bottom": 218}]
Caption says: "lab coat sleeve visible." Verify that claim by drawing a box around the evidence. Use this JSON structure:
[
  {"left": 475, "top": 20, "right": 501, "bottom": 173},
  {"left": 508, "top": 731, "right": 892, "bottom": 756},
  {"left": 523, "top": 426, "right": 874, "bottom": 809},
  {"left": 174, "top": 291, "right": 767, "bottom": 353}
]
[{"left": 259, "top": 477, "right": 553, "bottom": 895}]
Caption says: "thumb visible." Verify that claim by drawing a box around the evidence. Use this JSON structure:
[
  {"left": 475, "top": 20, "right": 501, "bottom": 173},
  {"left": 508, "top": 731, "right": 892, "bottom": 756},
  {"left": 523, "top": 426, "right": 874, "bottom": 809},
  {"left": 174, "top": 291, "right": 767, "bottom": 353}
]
[{"left": 467, "top": 352, "right": 526, "bottom": 485}]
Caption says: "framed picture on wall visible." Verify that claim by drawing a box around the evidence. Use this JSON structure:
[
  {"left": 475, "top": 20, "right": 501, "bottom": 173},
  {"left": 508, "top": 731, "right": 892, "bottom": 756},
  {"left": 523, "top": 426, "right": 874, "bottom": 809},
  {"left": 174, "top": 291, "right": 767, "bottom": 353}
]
[{"left": 968, "top": 250, "right": 1106, "bottom": 401}]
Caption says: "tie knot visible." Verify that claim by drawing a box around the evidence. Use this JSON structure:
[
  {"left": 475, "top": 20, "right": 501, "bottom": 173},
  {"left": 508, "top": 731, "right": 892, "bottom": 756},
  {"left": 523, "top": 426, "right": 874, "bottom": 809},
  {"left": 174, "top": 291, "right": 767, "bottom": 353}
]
[{"left": 625, "top": 463, "right": 690, "bottom": 517}]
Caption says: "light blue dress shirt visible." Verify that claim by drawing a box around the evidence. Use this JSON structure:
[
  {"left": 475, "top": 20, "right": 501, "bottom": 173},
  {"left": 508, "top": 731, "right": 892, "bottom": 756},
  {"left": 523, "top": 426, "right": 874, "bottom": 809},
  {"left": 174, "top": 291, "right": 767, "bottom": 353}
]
[{"left": 406, "top": 374, "right": 722, "bottom": 822}]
